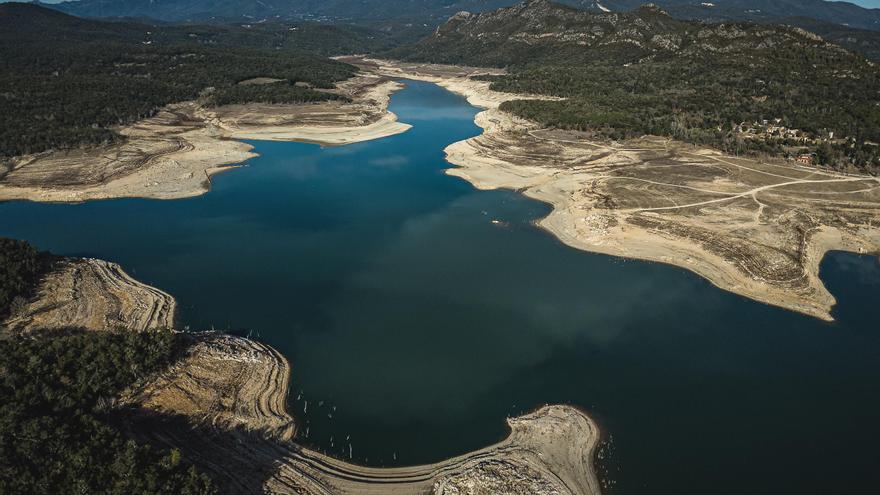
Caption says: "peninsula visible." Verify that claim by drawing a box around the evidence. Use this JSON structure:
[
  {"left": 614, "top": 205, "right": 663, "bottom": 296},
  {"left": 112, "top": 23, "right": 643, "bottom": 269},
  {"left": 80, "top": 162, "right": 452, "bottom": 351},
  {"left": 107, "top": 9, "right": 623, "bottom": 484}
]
[
  {"left": 349, "top": 56, "right": 880, "bottom": 321},
  {"left": 1, "top": 247, "right": 602, "bottom": 495}
]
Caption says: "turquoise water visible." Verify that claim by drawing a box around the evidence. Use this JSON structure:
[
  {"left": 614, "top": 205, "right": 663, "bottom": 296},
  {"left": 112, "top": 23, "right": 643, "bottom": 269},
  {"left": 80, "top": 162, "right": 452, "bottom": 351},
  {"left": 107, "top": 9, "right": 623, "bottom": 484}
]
[{"left": 2, "top": 81, "right": 879, "bottom": 494}]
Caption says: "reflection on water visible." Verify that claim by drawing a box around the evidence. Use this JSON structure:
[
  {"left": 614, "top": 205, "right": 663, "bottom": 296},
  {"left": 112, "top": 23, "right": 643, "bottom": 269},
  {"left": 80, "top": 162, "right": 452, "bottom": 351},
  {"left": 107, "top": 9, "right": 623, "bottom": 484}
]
[{"left": 1, "top": 81, "right": 879, "bottom": 494}]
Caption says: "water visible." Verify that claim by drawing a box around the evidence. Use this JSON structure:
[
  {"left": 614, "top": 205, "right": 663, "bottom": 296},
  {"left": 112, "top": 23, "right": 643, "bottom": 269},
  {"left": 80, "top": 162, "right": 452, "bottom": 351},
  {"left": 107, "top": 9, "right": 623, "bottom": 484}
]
[{"left": 2, "top": 80, "right": 879, "bottom": 494}]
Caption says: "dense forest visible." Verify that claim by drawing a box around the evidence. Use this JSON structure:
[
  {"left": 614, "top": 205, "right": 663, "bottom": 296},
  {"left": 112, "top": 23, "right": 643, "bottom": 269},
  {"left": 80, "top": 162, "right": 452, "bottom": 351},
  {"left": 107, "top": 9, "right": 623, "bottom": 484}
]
[
  {"left": 0, "top": 328, "right": 217, "bottom": 494},
  {"left": 392, "top": 1, "right": 880, "bottom": 173},
  {"left": 0, "top": 237, "right": 215, "bottom": 492},
  {"left": 0, "top": 238, "right": 53, "bottom": 321},
  {"left": 0, "top": 4, "right": 366, "bottom": 160}
]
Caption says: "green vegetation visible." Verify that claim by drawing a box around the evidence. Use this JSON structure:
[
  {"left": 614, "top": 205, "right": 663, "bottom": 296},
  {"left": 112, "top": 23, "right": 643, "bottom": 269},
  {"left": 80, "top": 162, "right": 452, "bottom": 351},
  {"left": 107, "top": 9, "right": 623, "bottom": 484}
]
[
  {"left": 392, "top": 1, "right": 880, "bottom": 173},
  {"left": 0, "top": 236, "right": 216, "bottom": 492},
  {"left": 486, "top": 57, "right": 880, "bottom": 170},
  {"left": 150, "top": 22, "right": 406, "bottom": 58},
  {"left": 776, "top": 17, "right": 880, "bottom": 63},
  {"left": 0, "top": 4, "right": 360, "bottom": 159},
  {"left": 207, "top": 81, "right": 346, "bottom": 107},
  {"left": 0, "top": 328, "right": 217, "bottom": 494},
  {"left": 0, "top": 238, "right": 53, "bottom": 321}
]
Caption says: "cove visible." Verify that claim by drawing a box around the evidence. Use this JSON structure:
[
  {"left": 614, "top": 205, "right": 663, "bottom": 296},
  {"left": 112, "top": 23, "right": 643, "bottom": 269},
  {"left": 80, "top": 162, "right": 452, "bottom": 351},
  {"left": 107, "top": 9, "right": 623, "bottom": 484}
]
[{"left": 1, "top": 80, "right": 880, "bottom": 494}]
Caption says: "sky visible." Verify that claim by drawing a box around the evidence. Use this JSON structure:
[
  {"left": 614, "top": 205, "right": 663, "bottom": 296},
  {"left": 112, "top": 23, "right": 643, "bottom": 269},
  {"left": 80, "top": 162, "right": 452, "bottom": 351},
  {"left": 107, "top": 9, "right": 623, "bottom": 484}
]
[
  {"left": 847, "top": 0, "right": 880, "bottom": 7},
  {"left": 6, "top": 0, "right": 880, "bottom": 7}
]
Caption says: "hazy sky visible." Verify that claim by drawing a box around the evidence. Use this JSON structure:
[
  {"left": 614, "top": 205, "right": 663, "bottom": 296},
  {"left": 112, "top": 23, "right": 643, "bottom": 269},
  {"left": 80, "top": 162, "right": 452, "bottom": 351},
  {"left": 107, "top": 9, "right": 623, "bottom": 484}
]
[
  {"left": 846, "top": 0, "right": 880, "bottom": 7},
  {"left": 7, "top": 0, "right": 880, "bottom": 7}
]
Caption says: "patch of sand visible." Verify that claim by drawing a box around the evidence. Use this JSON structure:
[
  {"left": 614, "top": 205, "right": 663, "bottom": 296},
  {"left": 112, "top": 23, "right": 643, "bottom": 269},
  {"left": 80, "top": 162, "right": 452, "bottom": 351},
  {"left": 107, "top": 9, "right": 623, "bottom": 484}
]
[{"left": 360, "top": 57, "right": 880, "bottom": 321}]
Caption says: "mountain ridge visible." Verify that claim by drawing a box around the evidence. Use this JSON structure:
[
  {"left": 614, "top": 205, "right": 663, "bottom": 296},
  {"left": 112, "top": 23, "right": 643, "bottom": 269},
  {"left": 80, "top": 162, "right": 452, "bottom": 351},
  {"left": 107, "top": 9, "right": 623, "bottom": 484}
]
[
  {"left": 40, "top": 0, "right": 880, "bottom": 31},
  {"left": 391, "top": 0, "right": 853, "bottom": 67},
  {"left": 390, "top": 0, "right": 880, "bottom": 173}
]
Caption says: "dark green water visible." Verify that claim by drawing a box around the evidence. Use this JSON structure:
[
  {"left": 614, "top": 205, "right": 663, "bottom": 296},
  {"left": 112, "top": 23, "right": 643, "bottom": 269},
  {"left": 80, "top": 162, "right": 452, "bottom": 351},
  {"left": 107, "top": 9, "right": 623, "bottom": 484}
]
[{"left": 2, "top": 81, "right": 879, "bottom": 494}]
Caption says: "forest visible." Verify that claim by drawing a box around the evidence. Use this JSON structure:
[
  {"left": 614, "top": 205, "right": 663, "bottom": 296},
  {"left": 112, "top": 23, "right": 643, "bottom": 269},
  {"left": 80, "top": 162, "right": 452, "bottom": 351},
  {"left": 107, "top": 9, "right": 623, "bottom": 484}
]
[
  {"left": 0, "top": 237, "right": 216, "bottom": 493},
  {"left": 393, "top": 2, "right": 880, "bottom": 173},
  {"left": 0, "top": 4, "right": 363, "bottom": 160},
  {"left": 482, "top": 54, "right": 880, "bottom": 172},
  {"left": 0, "top": 238, "right": 54, "bottom": 321},
  {"left": 0, "top": 328, "right": 217, "bottom": 494}
]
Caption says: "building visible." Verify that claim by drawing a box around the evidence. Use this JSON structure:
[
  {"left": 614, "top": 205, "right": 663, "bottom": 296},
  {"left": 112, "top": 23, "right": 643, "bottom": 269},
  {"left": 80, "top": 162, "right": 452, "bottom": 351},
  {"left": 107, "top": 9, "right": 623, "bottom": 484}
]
[{"left": 795, "top": 154, "right": 814, "bottom": 165}]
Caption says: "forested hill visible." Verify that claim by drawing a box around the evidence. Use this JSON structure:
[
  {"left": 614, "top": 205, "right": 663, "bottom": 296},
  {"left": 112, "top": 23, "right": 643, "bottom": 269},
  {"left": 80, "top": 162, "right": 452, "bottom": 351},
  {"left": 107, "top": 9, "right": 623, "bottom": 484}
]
[
  {"left": 778, "top": 17, "right": 880, "bottom": 63},
  {"left": 391, "top": 0, "right": 880, "bottom": 173},
  {"left": 49, "top": 0, "right": 517, "bottom": 23},
  {"left": 46, "top": 0, "right": 880, "bottom": 32},
  {"left": 566, "top": 1, "right": 880, "bottom": 32},
  {"left": 391, "top": 0, "right": 862, "bottom": 66},
  {"left": 0, "top": 3, "right": 371, "bottom": 159}
]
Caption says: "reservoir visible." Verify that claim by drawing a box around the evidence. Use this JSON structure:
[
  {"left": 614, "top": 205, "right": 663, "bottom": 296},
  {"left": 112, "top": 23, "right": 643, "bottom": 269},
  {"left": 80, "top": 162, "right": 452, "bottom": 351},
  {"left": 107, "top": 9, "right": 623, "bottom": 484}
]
[{"left": 1, "top": 80, "right": 879, "bottom": 494}]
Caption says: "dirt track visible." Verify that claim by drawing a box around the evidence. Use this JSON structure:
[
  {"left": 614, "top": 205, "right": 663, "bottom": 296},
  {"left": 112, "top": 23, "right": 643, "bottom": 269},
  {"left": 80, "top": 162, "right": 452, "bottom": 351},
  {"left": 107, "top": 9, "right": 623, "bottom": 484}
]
[{"left": 358, "top": 57, "right": 880, "bottom": 321}]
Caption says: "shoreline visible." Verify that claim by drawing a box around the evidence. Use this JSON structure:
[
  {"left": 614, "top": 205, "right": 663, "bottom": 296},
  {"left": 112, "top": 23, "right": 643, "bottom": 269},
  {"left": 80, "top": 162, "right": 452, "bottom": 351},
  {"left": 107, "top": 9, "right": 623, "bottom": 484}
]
[
  {"left": 3, "top": 257, "right": 176, "bottom": 334},
  {"left": 0, "top": 76, "right": 411, "bottom": 203},
  {"left": 5, "top": 261, "right": 601, "bottom": 495},
  {"left": 357, "top": 57, "right": 880, "bottom": 321},
  {"left": 122, "top": 328, "right": 603, "bottom": 495}
]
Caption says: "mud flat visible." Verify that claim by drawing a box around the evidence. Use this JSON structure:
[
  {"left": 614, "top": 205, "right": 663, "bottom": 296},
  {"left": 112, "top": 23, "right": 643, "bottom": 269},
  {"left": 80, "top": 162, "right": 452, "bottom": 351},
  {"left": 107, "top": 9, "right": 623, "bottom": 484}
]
[
  {"left": 3, "top": 258, "right": 175, "bottom": 334},
  {"left": 121, "top": 332, "right": 601, "bottom": 495},
  {"left": 0, "top": 74, "right": 410, "bottom": 203},
  {"left": 357, "top": 57, "right": 880, "bottom": 321}
]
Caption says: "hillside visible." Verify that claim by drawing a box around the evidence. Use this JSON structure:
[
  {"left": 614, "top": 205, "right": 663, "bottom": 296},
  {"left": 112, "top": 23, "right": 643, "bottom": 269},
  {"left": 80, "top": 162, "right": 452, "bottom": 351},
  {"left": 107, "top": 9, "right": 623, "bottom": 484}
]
[
  {"left": 0, "top": 3, "right": 367, "bottom": 160},
  {"left": 49, "top": 0, "right": 517, "bottom": 23},
  {"left": 564, "top": 1, "right": 880, "bottom": 32},
  {"left": 47, "top": 0, "right": 880, "bottom": 31},
  {"left": 391, "top": 0, "right": 880, "bottom": 173},
  {"left": 779, "top": 16, "right": 880, "bottom": 62},
  {"left": 639, "top": 0, "right": 880, "bottom": 32}
]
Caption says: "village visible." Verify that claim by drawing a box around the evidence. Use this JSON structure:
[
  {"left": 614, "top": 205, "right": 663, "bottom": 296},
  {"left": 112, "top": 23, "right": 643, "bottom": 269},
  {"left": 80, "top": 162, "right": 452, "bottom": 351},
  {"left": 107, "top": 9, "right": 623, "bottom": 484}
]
[{"left": 734, "top": 118, "right": 879, "bottom": 168}]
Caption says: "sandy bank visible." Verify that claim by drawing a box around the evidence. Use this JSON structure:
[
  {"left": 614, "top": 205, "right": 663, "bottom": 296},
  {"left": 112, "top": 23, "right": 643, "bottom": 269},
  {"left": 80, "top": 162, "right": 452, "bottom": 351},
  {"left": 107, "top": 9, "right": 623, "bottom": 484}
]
[
  {"left": 121, "top": 331, "right": 601, "bottom": 495},
  {"left": 203, "top": 76, "right": 411, "bottom": 146},
  {"left": 6, "top": 253, "right": 602, "bottom": 494},
  {"left": 0, "top": 75, "right": 410, "bottom": 203},
  {"left": 3, "top": 258, "right": 175, "bottom": 334},
  {"left": 361, "top": 57, "right": 880, "bottom": 321}
]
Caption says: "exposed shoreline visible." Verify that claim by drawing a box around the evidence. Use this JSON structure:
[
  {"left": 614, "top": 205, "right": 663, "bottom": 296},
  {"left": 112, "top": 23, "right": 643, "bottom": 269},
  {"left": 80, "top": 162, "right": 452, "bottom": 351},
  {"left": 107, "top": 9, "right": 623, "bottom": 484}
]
[
  {"left": 0, "top": 75, "right": 410, "bottom": 203},
  {"left": 355, "top": 57, "right": 880, "bottom": 321},
  {"left": 3, "top": 257, "right": 176, "bottom": 334},
  {"left": 4, "top": 256, "right": 602, "bottom": 495},
  {"left": 122, "top": 329, "right": 602, "bottom": 495}
]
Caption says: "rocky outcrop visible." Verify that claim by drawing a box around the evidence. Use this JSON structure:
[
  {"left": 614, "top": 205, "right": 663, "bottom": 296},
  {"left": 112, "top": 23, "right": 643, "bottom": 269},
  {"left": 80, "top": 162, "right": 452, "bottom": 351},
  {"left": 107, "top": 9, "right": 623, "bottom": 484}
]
[{"left": 392, "top": 0, "right": 853, "bottom": 66}]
